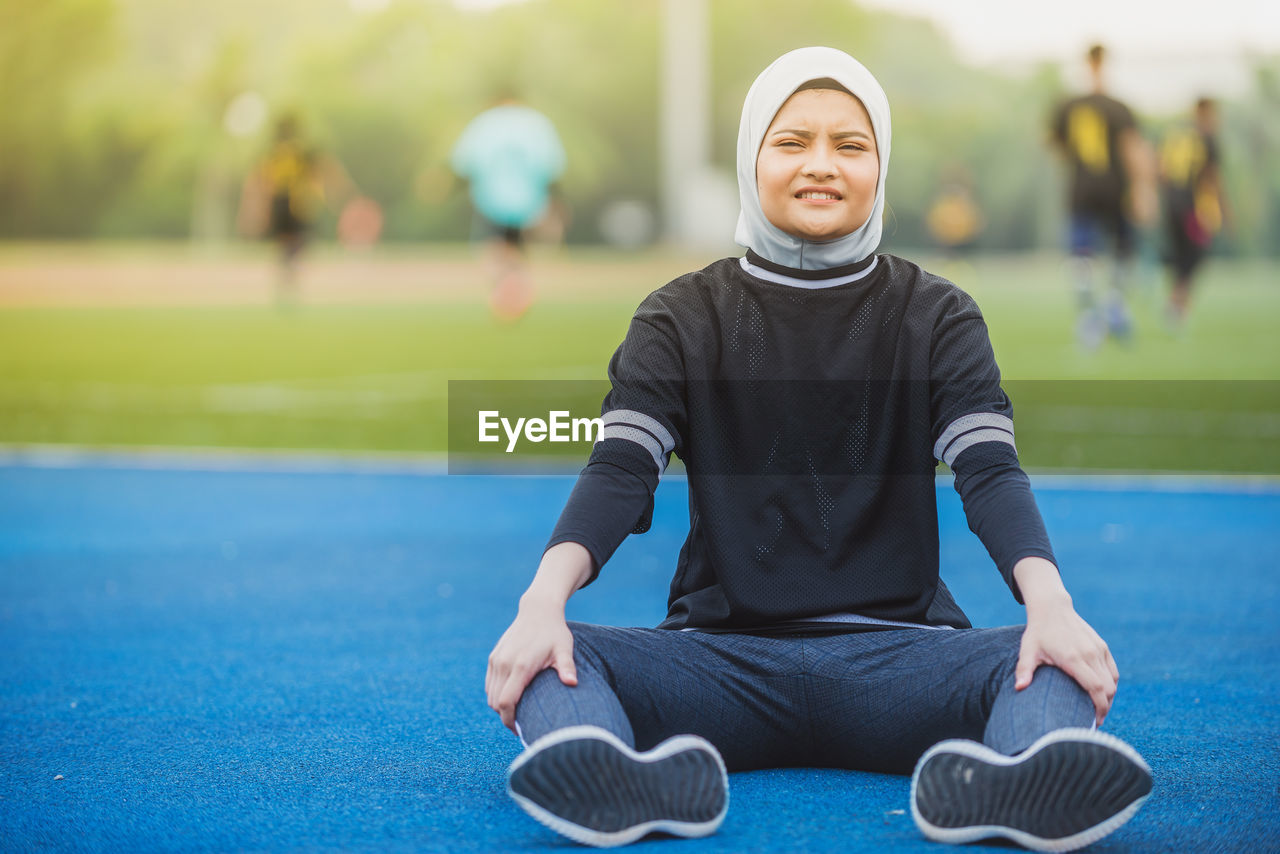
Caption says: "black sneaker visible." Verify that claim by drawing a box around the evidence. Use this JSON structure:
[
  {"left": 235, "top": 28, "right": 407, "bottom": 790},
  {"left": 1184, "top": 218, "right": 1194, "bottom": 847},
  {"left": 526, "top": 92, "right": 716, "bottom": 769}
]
[
  {"left": 910, "top": 728, "right": 1152, "bottom": 852},
  {"left": 507, "top": 725, "right": 729, "bottom": 847}
]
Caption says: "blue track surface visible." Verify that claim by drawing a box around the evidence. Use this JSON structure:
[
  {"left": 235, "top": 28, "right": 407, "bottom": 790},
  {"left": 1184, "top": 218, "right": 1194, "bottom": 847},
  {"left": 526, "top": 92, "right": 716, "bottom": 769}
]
[{"left": 1, "top": 462, "right": 1277, "bottom": 852}]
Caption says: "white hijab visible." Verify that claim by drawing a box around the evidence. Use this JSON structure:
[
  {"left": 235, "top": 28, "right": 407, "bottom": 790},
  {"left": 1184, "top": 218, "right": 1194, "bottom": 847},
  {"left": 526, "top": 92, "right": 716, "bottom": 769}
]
[{"left": 734, "top": 46, "right": 891, "bottom": 270}]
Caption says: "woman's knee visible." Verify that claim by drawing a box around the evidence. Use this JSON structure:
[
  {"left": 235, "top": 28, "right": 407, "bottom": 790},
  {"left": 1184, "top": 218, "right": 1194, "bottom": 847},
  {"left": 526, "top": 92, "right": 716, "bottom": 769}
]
[{"left": 1028, "top": 663, "right": 1091, "bottom": 697}]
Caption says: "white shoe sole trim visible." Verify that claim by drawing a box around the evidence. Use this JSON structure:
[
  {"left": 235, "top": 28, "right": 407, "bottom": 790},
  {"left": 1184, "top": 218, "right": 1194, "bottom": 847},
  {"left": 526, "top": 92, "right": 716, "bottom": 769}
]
[
  {"left": 910, "top": 728, "right": 1151, "bottom": 853},
  {"left": 507, "top": 725, "right": 729, "bottom": 848}
]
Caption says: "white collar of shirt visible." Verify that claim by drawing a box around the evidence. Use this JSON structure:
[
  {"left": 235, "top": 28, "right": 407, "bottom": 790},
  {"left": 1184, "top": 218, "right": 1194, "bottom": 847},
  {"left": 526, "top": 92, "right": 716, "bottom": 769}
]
[{"left": 739, "top": 254, "right": 880, "bottom": 289}]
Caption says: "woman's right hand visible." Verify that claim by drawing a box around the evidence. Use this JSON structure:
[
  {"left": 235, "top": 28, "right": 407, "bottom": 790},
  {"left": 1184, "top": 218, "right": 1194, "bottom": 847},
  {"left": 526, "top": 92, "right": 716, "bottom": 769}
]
[
  {"left": 486, "top": 542, "right": 593, "bottom": 732},
  {"left": 485, "top": 598, "right": 578, "bottom": 732}
]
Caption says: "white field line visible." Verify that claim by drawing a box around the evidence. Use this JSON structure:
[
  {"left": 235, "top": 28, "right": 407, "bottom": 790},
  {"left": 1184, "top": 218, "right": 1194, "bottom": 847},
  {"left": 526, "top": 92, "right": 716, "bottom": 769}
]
[
  {"left": 0, "top": 443, "right": 449, "bottom": 474},
  {"left": 2, "top": 443, "right": 1279, "bottom": 492},
  {"left": 202, "top": 384, "right": 441, "bottom": 416},
  {"left": 0, "top": 377, "right": 442, "bottom": 418},
  {"left": 0, "top": 367, "right": 607, "bottom": 417}
]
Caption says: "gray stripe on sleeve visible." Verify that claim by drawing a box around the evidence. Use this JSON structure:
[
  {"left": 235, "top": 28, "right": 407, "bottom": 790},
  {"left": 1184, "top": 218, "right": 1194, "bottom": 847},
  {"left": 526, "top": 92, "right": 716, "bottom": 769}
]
[
  {"left": 602, "top": 409, "right": 675, "bottom": 454},
  {"left": 934, "top": 412, "right": 1015, "bottom": 461},
  {"left": 942, "top": 428, "right": 1018, "bottom": 467},
  {"left": 601, "top": 424, "right": 667, "bottom": 474}
]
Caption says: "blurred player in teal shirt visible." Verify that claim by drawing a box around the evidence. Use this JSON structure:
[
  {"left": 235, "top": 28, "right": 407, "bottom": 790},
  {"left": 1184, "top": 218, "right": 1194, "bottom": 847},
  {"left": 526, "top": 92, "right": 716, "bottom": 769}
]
[{"left": 452, "top": 96, "right": 566, "bottom": 321}]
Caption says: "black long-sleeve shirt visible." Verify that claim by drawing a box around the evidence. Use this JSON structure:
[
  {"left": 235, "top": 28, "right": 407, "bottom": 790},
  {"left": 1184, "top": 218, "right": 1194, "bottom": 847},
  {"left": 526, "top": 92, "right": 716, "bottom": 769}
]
[{"left": 548, "top": 251, "right": 1055, "bottom": 632}]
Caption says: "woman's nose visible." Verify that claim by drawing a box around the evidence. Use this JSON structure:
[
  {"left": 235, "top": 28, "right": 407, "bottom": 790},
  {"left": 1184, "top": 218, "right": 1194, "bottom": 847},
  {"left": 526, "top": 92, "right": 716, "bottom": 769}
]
[{"left": 802, "top": 149, "right": 837, "bottom": 179}]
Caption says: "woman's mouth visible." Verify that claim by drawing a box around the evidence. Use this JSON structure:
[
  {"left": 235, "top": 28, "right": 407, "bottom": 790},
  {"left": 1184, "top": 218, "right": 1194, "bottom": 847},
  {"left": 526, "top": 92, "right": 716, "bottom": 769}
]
[{"left": 796, "top": 189, "right": 842, "bottom": 201}]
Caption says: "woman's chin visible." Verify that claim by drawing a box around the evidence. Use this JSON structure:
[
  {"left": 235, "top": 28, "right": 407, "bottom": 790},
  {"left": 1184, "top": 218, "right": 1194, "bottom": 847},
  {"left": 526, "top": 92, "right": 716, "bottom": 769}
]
[{"left": 788, "top": 226, "right": 857, "bottom": 243}]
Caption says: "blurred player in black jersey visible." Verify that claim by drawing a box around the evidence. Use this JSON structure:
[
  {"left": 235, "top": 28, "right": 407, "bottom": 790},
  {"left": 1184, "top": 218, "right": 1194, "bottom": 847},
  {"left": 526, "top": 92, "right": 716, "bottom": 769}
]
[
  {"left": 238, "top": 114, "right": 372, "bottom": 307},
  {"left": 1050, "top": 45, "right": 1156, "bottom": 349},
  {"left": 486, "top": 47, "right": 1151, "bottom": 852},
  {"left": 1159, "top": 97, "right": 1227, "bottom": 330}
]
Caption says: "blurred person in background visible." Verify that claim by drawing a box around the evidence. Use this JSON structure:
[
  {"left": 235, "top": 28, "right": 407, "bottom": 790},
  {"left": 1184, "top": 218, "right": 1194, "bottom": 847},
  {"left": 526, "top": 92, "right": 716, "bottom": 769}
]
[
  {"left": 1049, "top": 45, "right": 1156, "bottom": 350},
  {"left": 926, "top": 164, "right": 985, "bottom": 259},
  {"left": 451, "top": 93, "right": 567, "bottom": 322},
  {"left": 238, "top": 114, "right": 373, "bottom": 308},
  {"left": 1159, "top": 97, "right": 1227, "bottom": 331}
]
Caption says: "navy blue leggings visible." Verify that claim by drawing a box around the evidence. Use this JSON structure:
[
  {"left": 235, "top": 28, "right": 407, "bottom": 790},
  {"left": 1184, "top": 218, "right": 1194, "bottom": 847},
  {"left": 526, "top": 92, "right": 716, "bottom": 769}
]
[{"left": 516, "top": 622, "right": 1095, "bottom": 774}]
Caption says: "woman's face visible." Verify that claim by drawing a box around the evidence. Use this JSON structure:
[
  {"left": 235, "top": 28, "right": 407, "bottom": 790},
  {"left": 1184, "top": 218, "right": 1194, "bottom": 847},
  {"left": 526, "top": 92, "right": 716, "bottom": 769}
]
[{"left": 755, "top": 88, "right": 879, "bottom": 243}]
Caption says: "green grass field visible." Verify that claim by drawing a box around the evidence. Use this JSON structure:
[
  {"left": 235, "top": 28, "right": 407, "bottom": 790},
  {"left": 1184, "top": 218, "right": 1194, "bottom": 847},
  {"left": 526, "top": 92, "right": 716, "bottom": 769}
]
[{"left": 0, "top": 245, "right": 1276, "bottom": 472}]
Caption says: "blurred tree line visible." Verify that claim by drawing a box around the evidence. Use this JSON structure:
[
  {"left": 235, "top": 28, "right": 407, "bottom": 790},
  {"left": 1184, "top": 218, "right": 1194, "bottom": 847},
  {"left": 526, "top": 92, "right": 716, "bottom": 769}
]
[{"left": 2, "top": 0, "right": 1277, "bottom": 253}]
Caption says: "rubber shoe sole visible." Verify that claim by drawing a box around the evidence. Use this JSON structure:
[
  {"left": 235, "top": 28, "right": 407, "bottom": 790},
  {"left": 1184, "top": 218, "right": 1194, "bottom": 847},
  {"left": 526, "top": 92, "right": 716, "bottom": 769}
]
[
  {"left": 507, "top": 725, "right": 729, "bottom": 848},
  {"left": 911, "top": 728, "right": 1152, "bottom": 852}
]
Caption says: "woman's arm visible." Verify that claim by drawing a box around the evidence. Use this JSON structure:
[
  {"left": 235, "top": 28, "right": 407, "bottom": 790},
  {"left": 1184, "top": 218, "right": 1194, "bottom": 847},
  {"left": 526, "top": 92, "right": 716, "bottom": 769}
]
[
  {"left": 485, "top": 300, "right": 687, "bottom": 732},
  {"left": 485, "top": 542, "right": 594, "bottom": 733},
  {"left": 1013, "top": 556, "right": 1119, "bottom": 725}
]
